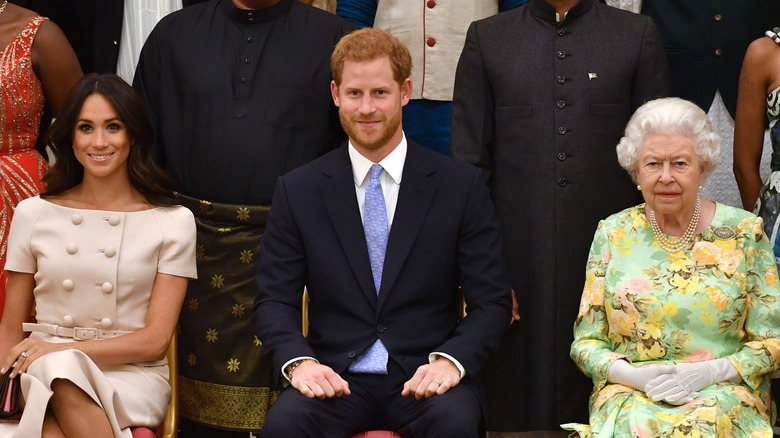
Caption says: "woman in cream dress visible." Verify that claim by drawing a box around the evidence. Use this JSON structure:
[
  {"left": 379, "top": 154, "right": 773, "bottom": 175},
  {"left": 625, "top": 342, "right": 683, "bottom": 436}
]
[{"left": 0, "top": 74, "right": 196, "bottom": 438}]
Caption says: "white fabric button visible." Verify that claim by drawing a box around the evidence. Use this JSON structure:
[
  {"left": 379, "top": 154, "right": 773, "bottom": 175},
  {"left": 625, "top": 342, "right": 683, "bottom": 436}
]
[
  {"left": 62, "top": 279, "right": 74, "bottom": 291},
  {"left": 66, "top": 244, "right": 78, "bottom": 254},
  {"left": 104, "top": 247, "right": 116, "bottom": 257},
  {"left": 101, "top": 282, "right": 114, "bottom": 294},
  {"left": 108, "top": 215, "right": 121, "bottom": 226},
  {"left": 101, "top": 318, "right": 113, "bottom": 328},
  {"left": 71, "top": 214, "right": 83, "bottom": 225},
  {"left": 63, "top": 315, "right": 74, "bottom": 326}
]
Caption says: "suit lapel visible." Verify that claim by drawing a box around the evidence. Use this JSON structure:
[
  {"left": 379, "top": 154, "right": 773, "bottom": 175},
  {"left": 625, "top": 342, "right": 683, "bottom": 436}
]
[
  {"left": 321, "top": 146, "right": 378, "bottom": 305},
  {"left": 378, "top": 143, "right": 437, "bottom": 309}
]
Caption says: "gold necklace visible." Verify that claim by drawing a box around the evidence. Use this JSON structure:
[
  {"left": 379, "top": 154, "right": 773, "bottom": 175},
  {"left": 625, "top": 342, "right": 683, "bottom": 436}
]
[
  {"left": 647, "top": 197, "right": 701, "bottom": 253},
  {"left": 0, "top": 1, "right": 7, "bottom": 15}
]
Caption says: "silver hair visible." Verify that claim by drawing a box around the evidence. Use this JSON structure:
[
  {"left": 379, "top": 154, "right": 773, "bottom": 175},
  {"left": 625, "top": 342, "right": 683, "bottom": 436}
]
[{"left": 616, "top": 97, "right": 721, "bottom": 183}]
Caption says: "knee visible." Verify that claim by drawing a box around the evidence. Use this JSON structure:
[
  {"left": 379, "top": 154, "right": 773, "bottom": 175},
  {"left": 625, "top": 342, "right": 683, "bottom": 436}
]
[{"left": 428, "top": 401, "right": 480, "bottom": 436}]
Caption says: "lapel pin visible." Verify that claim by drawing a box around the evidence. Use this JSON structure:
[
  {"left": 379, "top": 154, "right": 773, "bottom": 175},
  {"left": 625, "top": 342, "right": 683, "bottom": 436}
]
[{"left": 588, "top": 73, "right": 598, "bottom": 80}]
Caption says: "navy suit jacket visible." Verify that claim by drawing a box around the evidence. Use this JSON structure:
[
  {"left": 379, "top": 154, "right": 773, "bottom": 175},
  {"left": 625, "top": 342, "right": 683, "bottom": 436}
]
[{"left": 253, "top": 141, "right": 511, "bottom": 384}]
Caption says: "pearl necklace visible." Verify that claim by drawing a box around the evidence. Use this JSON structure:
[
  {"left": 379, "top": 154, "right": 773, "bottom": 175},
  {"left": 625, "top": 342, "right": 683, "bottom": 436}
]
[
  {"left": 0, "top": 1, "right": 7, "bottom": 15},
  {"left": 647, "top": 197, "right": 701, "bottom": 253}
]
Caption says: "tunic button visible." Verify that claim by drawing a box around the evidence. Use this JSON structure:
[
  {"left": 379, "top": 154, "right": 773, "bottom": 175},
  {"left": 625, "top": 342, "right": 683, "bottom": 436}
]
[
  {"left": 427, "top": 0, "right": 435, "bottom": 7},
  {"left": 102, "top": 282, "right": 114, "bottom": 294},
  {"left": 557, "top": 178, "right": 568, "bottom": 187},
  {"left": 347, "top": 351, "right": 357, "bottom": 358},
  {"left": 377, "top": 324, "right": 387, "bottom": 333},
  {"left": 63, "top": 315, "right": 74, "bottom": 326},
  {"left": 556, "top": 75, "right": 566, "bottom": 84},
  {"left": 426, "top": 37, "right": 436, "bottom": 47},
  {"left": 713, "top": 14, "right": 722, "bottom": 22},
  {"left": 104, "top": 247, "right": 116, "bottom": 258},
  {"left": 247, "top": 36, "right": 254, "bottom": 42},
  {"left": 63, "top": 279, "right": 74, "bottom": 291},
  {"left": 714, "top": 48, "right": 723, "bottom": 56},
  {"left": 240, "top": 77, "right": 246, "bottom": 83},
  {"left": 557, "top": 152, "right": 567, "bottom": 161},
  {"left": 66, "top": 244, "right": 78, "bottom": 255},
  {"left": 108, "top": 215, "right": 121, "bottom": 226},
  {"left": 557, "top": 126, "right": 567, "bottom": 135},
  {"left": 248, "top": 17, "right": 254, "bottom": 23},
  {"left": 556, "top": 100, "right": 566, "bottom": 109},
  {"left": 71, "top": 214, "right": 83, "bottom": 225},
  {"left": 556, "top": 50, "right": 566, "bottom": 59},
  {"left": 244, "top": 57, "right": 251, "bottom": 64},
  {"left": 101, "top": 318, "right": 113, "bottom": 329},
  {"left": 556, "top": 28, "right": 566, "bottom": 36}
]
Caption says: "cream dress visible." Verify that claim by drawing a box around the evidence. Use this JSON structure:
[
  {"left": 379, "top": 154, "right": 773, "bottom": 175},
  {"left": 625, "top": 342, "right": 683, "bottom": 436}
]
[{"left": 4, "top": 196, "right": 196, "bottom": 438}]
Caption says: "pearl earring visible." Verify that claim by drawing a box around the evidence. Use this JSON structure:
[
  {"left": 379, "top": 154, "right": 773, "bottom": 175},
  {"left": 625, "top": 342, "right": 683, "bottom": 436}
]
[{"left": 636, "top": 184, "right": 641, "bottom": 191}]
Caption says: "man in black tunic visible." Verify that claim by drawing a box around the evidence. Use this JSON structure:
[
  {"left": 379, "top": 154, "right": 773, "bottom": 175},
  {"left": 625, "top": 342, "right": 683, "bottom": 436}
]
[{"left": 133, "top": 1, "right": 352, "bottom": 435}]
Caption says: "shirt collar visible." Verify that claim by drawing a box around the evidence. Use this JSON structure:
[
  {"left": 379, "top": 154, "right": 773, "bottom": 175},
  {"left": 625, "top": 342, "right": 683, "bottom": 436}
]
[
  {"left": 220, "top": 0, "right": 292, "bottom": 24},
  {"left": 348, "top": 133, "right": 407, "bottom": 187},
  {"left": 530, "top": 0, "right": 594, "bottom": 25}
]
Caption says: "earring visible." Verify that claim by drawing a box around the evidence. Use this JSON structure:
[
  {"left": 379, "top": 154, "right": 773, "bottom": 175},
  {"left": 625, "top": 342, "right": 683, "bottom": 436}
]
[
  {"left": 636, "top": 184, "right": 641, "bottom": 191},
  {"left": 698, "top": 185, "right": 703, "bottom": 191}
]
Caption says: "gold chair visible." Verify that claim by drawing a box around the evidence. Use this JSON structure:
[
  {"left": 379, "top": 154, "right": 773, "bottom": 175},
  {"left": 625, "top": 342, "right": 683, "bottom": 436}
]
[{"left": 162, "top": 332, "right": 178, "bottom": 438}]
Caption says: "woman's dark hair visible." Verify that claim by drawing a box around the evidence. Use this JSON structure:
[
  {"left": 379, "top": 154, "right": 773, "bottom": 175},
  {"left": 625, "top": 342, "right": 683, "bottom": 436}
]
[{"left": 42, "top": 73, "right": 176, "bottom": 206}]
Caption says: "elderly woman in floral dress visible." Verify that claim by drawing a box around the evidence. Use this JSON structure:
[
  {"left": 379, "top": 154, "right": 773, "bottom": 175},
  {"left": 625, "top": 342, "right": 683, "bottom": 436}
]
[{"left": 562, "top": 97, "right": 780, "bottom": 437}]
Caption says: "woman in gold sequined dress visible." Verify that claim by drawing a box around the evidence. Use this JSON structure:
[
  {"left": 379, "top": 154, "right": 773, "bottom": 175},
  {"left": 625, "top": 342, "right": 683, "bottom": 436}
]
[{"left": 0, "top": 1, "right": 82, "bottom": 317}]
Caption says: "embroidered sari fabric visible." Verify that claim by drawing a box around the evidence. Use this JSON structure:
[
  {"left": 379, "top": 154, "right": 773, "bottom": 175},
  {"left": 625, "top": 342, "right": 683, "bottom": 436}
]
[{"left": 0, "top": 16, "right": 49, "bottom": 316}]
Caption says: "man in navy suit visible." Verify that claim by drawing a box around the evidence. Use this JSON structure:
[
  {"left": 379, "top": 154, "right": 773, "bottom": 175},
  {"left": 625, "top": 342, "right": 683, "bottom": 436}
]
[{"left": 253, "top": 28, "right": 511, "bottom": 437}]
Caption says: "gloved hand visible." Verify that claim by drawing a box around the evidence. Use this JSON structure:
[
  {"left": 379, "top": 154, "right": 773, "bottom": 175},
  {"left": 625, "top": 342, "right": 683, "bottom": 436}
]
[
  {"left": 645, "top": 358, "right": 741, "bottom": 405},
  {"left": 607, "top": 359, "right": 675, "bottom": 391}
]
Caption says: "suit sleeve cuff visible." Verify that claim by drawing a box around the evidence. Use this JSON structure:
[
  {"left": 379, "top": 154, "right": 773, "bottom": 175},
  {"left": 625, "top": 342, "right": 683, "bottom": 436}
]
[{"left": 430, "top": 352, "right": 466, "bottom": 379}]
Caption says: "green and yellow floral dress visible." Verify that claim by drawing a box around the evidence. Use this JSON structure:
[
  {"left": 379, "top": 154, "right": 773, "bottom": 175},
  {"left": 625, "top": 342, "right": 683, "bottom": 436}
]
[{"left": 562, "top": 203, "right": 780, "bottom": 437}]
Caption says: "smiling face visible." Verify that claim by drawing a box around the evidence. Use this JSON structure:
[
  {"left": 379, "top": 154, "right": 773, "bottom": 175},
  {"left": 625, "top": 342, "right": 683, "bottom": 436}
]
[
  {"left": 636, "top": 132, "right": 706, "bottom": 219},
  {"left": 72, "top": 94, "right": 132, "bottom": 182},
  {"left": 331, "top": 56, "right": 411, "bottom": 162}
]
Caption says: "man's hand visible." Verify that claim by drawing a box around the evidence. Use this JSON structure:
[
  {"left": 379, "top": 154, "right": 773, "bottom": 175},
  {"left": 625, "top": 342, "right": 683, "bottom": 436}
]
[
  {"left": 401, "top": 356, "right": 461, "bottom": 400},
  {"left": 289, "top": 361, "right": 351, "bottom": 399},
  {"left": 510, "top": 289, "right": 521, "bottom": 326}
]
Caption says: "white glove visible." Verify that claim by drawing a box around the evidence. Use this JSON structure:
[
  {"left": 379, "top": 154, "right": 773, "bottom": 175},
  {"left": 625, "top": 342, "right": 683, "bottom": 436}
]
[
  {"left": 607, "top": 359, "right": 675, "bottom": 391},
  {"left": 645, "top": 358, "right": 741, "bottom": 405}
]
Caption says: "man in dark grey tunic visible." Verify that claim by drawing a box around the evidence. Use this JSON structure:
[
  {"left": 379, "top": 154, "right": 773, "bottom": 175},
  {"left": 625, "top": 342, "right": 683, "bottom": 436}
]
[
  {"left": 133, "top": 1, "right": 352, "bottom": 435},
  {"left": 451, "top": 0, "right": 670, "bottom": 431}
]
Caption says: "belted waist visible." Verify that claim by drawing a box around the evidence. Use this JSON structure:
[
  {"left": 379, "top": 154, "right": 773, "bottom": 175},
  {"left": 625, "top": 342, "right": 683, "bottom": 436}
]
[{"left": 23, "top": 323, "right": 131, "bottom": 340}]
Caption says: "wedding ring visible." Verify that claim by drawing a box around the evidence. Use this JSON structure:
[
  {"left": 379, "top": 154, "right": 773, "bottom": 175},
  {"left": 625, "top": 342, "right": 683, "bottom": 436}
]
[
  {"left": 20, "top": 351, "right": 28, "bottom": 358},
  {"left": 432, "top": 380, "right": 441, "bottom": 385}
]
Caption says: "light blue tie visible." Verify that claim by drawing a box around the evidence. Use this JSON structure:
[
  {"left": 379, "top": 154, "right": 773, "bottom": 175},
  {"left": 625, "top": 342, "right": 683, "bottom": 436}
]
[{"left": 349, "top": 164, "right": 389, "bottom": 374}]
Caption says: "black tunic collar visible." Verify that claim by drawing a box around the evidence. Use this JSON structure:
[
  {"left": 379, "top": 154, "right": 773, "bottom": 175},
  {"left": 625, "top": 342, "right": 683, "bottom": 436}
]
[
  {"left": 219, "top": 0, "right": 293, "bottom": 24},
  {"left": 530, "top": 0, "right": 595, "bottom": 26}
]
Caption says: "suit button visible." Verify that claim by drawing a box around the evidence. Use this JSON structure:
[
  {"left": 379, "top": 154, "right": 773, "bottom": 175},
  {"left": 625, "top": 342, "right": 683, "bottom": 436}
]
[
  {"left": 556, "top": 28, "right": 566, "bottom": 36},
  {"left": 347, "top": 351, "right": 356, "bottom": 358},
  {"left": 63, "top": 315, "right": 74, "bottom": 326},
  {"left": 107, "top": 215, "right": 121, "bottom": 226},
  {"left": 102, "top": 282, "right": 114, "bottom": 294},
  {"left": 556, "top": 50, "right": 566, "bottom": 59},
  {"left": 63, "top": 279, "right": 74, "bottom": 291},
  {"left": 377, "top": 324, "right": 387, "bottom": 333},
  {"left": 713, "top": 13, "right": 722, "bottom": 22},
  {"left": 556, "top": 100, "right": 566, "bottom": 109},
  {"left": 556, "top": 75, "right": 565, "bottom": 84},
  {"left": 101, "top": 318, "right": 113, "bottom": 328},
  {"left": 426, "top": 37, "right": 436, "bottom": 47},
  {"left": 557, "top": 152, "right": 567, "bottom": 161},
  {"left": 714, "top": 48, "right": 723, "bottom": 56},
  {"left": 557, "top": 178, "right": 568, "bottom": 187},
  {"left": 104, "top": 247, "right": 116, "bottom": 258},
  {"left": 427, "top": 0, "right": 435, "bottom": 7},
  {"left": 557, "top": 126, "right": 567, "bottom": 135},
  {"left": 66, "top": 244, "right": 78, "bottom": 254},
  {"left": 71, "top": 214, "right": 83, "bottom": 225}
]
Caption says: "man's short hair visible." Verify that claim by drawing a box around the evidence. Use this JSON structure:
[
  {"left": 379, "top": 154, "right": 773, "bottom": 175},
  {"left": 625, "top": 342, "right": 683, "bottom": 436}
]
[{"left": 331, "top": 28, "right": 412, "bottom": 86}]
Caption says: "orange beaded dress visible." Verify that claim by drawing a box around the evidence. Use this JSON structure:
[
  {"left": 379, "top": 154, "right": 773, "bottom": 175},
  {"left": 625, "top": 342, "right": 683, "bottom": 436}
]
[{"left": 0, "top": 16, "right": 49, "bottom": 316}]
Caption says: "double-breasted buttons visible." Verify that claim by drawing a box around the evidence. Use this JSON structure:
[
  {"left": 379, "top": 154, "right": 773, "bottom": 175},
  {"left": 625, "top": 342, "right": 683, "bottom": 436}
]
[
  {"left": 101, "top": 318, "right": 113, "bottom": 328},
  {"left": 426, "top": 37, "right": 436, "bottom": 47},
  {"left": 63, "top": 315, "right": 74, "bottom": 326},
  {"left": 103, "top": 247, "right": 117, "bottom": 258},
  {"left": 63, "top": 279, "right": 74, "bottom": 291},
  {"left": 66, "top": 244, "right": 78, "bottom": 255},
  {"left": 71, "top": 214, "right": 83, "bottom": 225},
  {"left": 101, "top": 282, "right": 114, "bottom": 294},
  {"left": 427, "top": 0, "right": 435, "bottom": 8},
  {"left": 107, "top": 215, "right": 121, "bottom": 226}
]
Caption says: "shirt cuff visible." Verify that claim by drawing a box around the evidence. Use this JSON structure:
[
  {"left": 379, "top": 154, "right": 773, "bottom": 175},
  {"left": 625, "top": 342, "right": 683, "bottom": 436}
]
[
  {"left": 429, "top": 352, "right": 466, "bottom": 379},
  {"left": 281, "top": 356, "right": 319, "bottom": 384}
]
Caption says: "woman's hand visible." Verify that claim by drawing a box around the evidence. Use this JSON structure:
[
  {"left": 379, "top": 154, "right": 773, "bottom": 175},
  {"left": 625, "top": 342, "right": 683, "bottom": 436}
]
[{"left": 0, "top": 338, "right": 67, "bottom": 377}]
